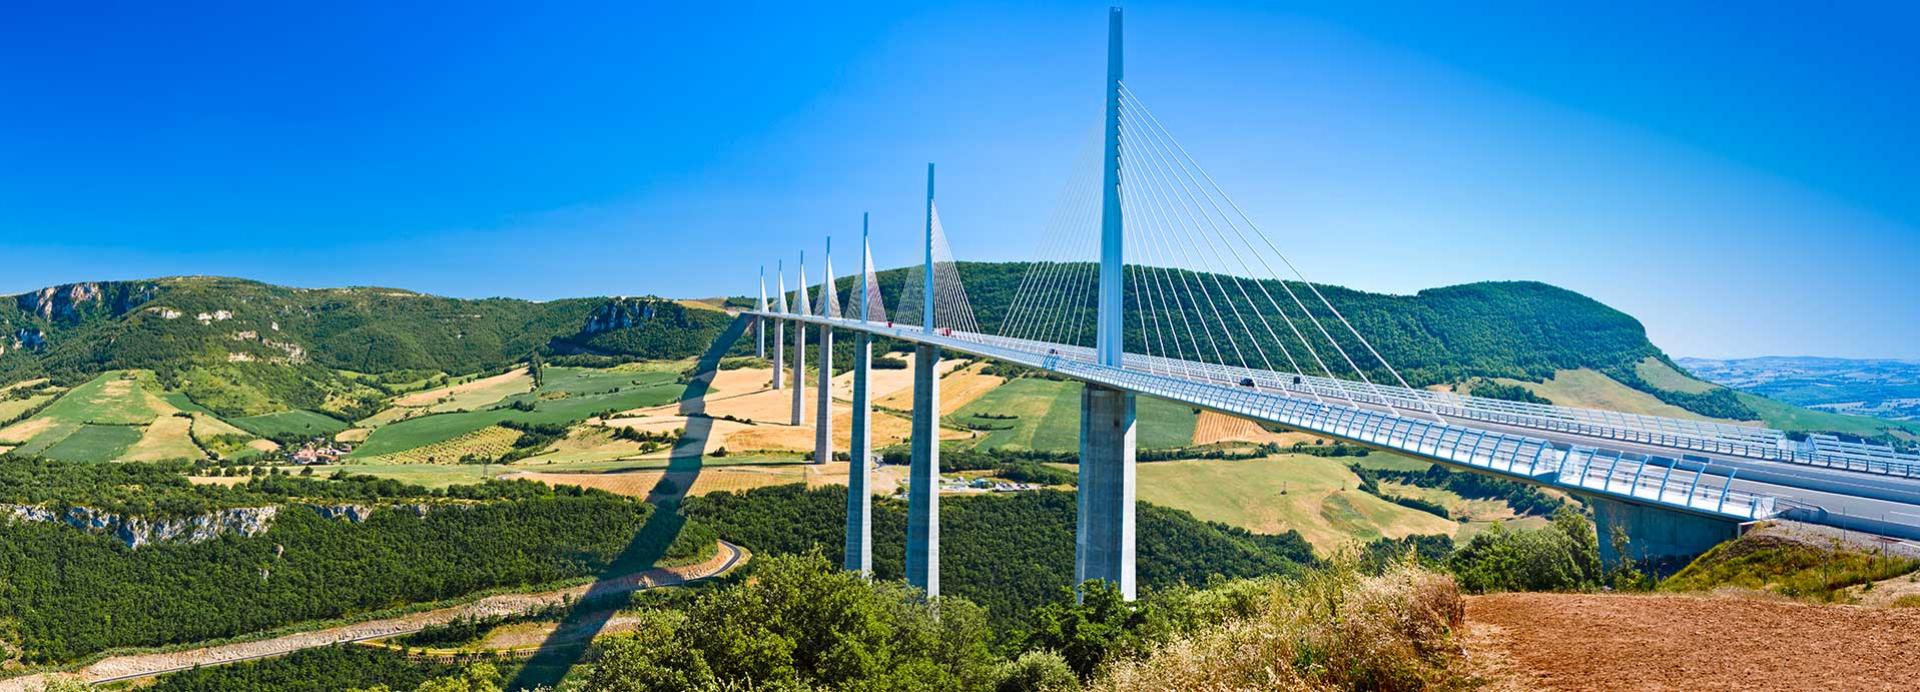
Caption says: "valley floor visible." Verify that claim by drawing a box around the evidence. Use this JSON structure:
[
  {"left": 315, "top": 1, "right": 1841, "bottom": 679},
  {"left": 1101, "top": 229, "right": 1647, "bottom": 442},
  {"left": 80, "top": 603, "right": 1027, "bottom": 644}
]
[
  {"left": 0, "top": 541, "right": 746, "bottom": 691},
  {"left": 1462, "top": 592, "right": 1920, "bottom": 691}
]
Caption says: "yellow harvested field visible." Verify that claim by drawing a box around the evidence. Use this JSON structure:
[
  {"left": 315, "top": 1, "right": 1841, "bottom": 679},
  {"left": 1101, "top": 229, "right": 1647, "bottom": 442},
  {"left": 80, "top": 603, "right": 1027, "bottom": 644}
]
[
  {"left": 357, "top": 405, "right": 425, "bottom": 428},
  {"left": 334, "top": 427, "right": 372, "bottom": 443},
  {"left": 124, "top": 414, "right": 206, "bottom": 461},
  {"left": 595, "top": 415, "right": 763, "bottom": 457},
  {"left": 0, "top": 416, "right": 59, "bottom": 445},
  {"left": 246, "top": 438, "right": 281, "bottom": 453},
  {"left": 188, "top": 476, "right": 251, "bottom": 486},
  {"left": 1192, "top": 410, "right": 1320, "bottom": 446},
  {"left": 872, "top": 359, "right": 974, "bottom": 412},
  {"left": 507, "top": 466, "right": 807, "bottom": 497},
  {"left": 0, "top": 378, "right": 49, "bottom": 394},
  {"left": 393, "top": 368, "right": 532, "bottom": 410},
  {"left": 508, "top": 461, "right": 908, "bottom": 499}
]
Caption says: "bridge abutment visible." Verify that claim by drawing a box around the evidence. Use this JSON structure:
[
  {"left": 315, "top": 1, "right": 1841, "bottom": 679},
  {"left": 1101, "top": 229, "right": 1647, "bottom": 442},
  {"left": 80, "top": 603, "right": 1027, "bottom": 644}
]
[
  {"left": 1590, "top": 497, "right": 1741, "bottom": 570},
  {"left": 1077, "top": 383, "right": 1137, "bottom": 599},
  {"left": 907, "top": 343, "right": 940, "bottom": 596}
]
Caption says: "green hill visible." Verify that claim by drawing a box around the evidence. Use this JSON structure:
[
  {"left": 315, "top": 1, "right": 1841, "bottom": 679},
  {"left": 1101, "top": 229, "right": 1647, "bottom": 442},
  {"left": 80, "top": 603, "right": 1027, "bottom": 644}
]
[{"left": 0, "top": 277, "right": 735, "bottom": 420}]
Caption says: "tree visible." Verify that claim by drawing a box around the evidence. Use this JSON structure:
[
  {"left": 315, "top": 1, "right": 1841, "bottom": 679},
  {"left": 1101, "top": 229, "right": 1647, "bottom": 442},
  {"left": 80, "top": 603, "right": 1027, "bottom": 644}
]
[{"left": 1018, "top": 581, "right": 1167, "bottom": 679}]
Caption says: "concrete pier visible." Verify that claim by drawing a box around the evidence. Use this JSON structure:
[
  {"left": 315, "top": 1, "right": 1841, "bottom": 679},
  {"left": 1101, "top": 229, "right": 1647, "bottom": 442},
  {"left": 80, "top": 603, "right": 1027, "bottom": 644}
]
[
  {"left": 906, "top": 343, "right": 940, "bottom": 596},
  {"left": 845, "top": 331, "right": 873, "bottom": 576},
  {"left": 791, "top": 321, "right": 807, "bottom": 426},
  {"left": 815, "top": 325, "right": 833, "bottom": 464},
  {"left": 1077, "top": 384, "right": 1137, "bottom": 599},
  {"left": 771, "top": 320, "right": 784, "bottom": 390}
]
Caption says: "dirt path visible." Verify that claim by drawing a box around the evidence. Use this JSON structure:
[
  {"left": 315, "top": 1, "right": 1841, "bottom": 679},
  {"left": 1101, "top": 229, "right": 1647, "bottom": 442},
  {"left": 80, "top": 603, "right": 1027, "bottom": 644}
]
[
  {"left": 1463, "top": 592, "right": 1920, "bottom": 691},
  {"left": 1, "top": 541, "right": 746, "bottom": 690}
]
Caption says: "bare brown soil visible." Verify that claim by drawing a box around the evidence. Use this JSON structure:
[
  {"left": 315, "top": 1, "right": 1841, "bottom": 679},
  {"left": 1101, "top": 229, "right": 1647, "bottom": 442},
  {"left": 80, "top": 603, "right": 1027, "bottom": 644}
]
[{"left": 1463, "top": 592, "right": 1920, "bottom": 691}]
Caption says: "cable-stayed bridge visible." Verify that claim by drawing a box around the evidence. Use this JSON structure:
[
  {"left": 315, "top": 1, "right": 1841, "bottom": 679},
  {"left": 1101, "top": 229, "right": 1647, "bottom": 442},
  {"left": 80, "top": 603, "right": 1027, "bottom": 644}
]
[{"left": 739, "top": 7, "right": 1920, "bottom": 598}]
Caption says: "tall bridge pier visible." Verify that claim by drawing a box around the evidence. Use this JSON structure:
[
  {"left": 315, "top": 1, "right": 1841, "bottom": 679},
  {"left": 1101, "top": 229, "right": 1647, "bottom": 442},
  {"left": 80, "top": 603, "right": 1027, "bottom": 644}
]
[
  {"left": 1076, "top": 5, "right": 1138, "bottom": 599},
  {"left": 906, "top": 164, "right": 941, "bottom": 596},
  {"left": 815, "top": 240, "right": 835, "bottom": 465},
  {"left": 845, "top": 216, "right": 875, "bottom": 576},
  {"left": 791, "top": 253, "right": 810, "bottom": 426}
]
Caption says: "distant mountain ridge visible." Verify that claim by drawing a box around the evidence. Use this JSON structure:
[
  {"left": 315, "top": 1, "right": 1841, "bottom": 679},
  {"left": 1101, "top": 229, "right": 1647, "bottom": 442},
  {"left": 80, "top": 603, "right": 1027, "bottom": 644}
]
[
  {"left": 0, "top": 267, "right": 1739, "bottom": 422},
  {"left": 1680, "top": 356, "right": 1920, "bottom": 423}
]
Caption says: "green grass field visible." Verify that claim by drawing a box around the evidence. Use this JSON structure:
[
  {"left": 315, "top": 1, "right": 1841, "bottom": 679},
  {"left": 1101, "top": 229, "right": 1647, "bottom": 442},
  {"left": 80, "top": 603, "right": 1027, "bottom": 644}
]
[
  {"left": 32, "top": 371, "right": 165, "bottom": 425},
  {"left": 946, "top": 377, "right": 1195, "bottom": 452},
  {"left": 231, "top": 409, "right": 352, "bottom": 438},
  {"left": 1129, "top": 454, "right": 1459, "bottom": 554},
  {"left": 40, "top": 424, "right": 144, "bottom": 462},
  {"left": 347, "top": 367, "right": 683, "bottom": 460},
  {"left": 1497, "top": 368, "right": 1724, "bottom": 421},
  {"left": 1634, "top": 357, "right": 1716, "bottom": 394}
]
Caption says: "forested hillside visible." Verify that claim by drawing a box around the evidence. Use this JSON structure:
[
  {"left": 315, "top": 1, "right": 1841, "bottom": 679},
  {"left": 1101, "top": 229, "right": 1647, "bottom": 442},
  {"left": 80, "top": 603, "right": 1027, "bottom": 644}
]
[{"left": 0, "top": 278, "right": 734, "bottom": 418}]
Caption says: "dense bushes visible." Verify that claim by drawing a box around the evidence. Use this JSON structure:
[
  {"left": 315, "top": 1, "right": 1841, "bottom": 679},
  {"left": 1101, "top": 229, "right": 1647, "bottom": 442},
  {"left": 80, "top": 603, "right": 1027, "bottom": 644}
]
[
  {"left": 681, "top": 485, "right": 1314, "bottom": 627},
  {"left": 1365, "top": 462, "right": 1568, "bottom": 517},
  {"left": 581, "top": 552, "right": 1001, "bottom": 691},
  {"left": 1448, "top": 508, "right": 1603, "bottom": 593},
  {"left": 0, "top": 461, "right": 711, "bottom": 664},
  {"left": 146, "top": 645, "right": 480, "bottom": 692}
]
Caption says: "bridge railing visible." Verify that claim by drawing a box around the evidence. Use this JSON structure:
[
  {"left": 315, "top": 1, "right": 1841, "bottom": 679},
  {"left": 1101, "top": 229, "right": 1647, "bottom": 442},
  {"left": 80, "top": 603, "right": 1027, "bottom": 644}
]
[
  {"left": 945, "top": 324, "right": 1920, "bottom": 480},
  {"left": 754, "top": 311, "right": 1782, "bottom": 522}
]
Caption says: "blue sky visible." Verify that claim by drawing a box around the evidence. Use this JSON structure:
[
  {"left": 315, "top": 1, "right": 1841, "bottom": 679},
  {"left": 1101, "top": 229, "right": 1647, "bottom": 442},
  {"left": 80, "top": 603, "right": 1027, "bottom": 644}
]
[{"left": 3, "top": 1, "right": 1916, "bottom": 359}]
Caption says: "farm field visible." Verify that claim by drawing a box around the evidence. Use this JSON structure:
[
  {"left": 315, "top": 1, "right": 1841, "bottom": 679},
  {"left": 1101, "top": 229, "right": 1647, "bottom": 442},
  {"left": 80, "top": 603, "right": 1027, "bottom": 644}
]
[
  {"left": 1736, "top": 391, "right": 1920, "bottom": 439},
  {"left": 347, "top": 367, "right": 683, "bottom": 459},
  {"left": 945, "top": 377, "right": 1197, "bottom": 452},
  {"left": 342, "top": 453, "right": 808, "bottom": 487},
  {"left": 0, "top": 370, "right": 267, "bottom": 461},
  {"left": 231, "top": 409, "right": 351, "bottom": 438},
  {"left": 1129, "top": 454, "right": 1459, "bottom": 554},
  {"left": 391, "top": 367, "right": 532, "bottom": 411}
]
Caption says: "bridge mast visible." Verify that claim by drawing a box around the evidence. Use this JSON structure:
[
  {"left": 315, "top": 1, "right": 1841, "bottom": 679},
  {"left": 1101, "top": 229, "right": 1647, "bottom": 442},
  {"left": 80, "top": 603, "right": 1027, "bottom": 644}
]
[
  {"left": 756, "top": 266, "right": 767, "bottom": 359},
  {"left": 772, "top": 262, "right": 786, "bottom": 390},
  {"left": 1078, "top": 5, "right": 1138, "bottom": 600},
  {"left": 907, "top": 163, "right": 941, "bottom": 596}
]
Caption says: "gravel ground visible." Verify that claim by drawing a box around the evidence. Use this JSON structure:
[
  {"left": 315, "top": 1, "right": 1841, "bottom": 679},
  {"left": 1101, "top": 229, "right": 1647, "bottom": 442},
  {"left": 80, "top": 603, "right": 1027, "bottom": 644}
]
[
  {"left": 1463, "top": 591, "right": 1920, "bottom": 691},
  {"left": 0, "top": 541, "right": 744, "bottom": 691}
]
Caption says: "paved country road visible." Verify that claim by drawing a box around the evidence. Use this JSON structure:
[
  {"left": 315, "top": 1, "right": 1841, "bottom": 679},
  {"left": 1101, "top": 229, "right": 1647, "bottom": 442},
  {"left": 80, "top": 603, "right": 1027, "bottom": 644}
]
[{"left": 0, "top": 540, "right": 746, "bottom": 691}]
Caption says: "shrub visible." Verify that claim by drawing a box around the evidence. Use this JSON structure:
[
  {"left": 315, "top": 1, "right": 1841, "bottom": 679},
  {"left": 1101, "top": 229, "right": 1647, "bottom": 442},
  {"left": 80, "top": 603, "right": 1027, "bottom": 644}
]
[{"left": 1093, "top": 560, "right": 1468, "bottom": 691}]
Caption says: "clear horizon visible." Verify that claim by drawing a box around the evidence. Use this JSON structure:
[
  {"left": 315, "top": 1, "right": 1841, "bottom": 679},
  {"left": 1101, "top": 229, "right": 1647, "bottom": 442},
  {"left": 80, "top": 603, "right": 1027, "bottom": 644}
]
[{"left": 4, "top": 1, "right": 1916, "bottom": 360}]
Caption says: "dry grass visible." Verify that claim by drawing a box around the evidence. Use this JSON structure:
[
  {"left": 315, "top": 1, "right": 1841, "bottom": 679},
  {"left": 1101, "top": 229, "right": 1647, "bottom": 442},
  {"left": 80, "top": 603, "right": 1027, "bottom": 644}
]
[
  {"left": 1192, "top": 410, "right": 1319, "bottom": 446},
  {"left": 393, "top": 368, "right": 532, "bottom": 409},
  {"left": 123, "top": 414, "right": 205, "bottom": 461},
  {"left": 1097, "top": 563, "right": 1468, "bottom": 691}
]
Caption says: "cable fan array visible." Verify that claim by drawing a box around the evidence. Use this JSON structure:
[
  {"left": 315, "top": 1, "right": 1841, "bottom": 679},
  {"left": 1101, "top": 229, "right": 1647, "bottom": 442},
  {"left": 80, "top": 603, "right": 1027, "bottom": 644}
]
[
  {"left": 997, "top": 84, "right": 1439, "bottom": 418},
  {"left": 892, "top": 202, "right": 982, "bottom": 337}
]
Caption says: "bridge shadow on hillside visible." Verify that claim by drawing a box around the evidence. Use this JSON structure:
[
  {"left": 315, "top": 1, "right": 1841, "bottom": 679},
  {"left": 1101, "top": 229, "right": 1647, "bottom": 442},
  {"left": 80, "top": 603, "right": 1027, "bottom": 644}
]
[{"left": 506, "top": 315, "right": 749, "bottom": 690}]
